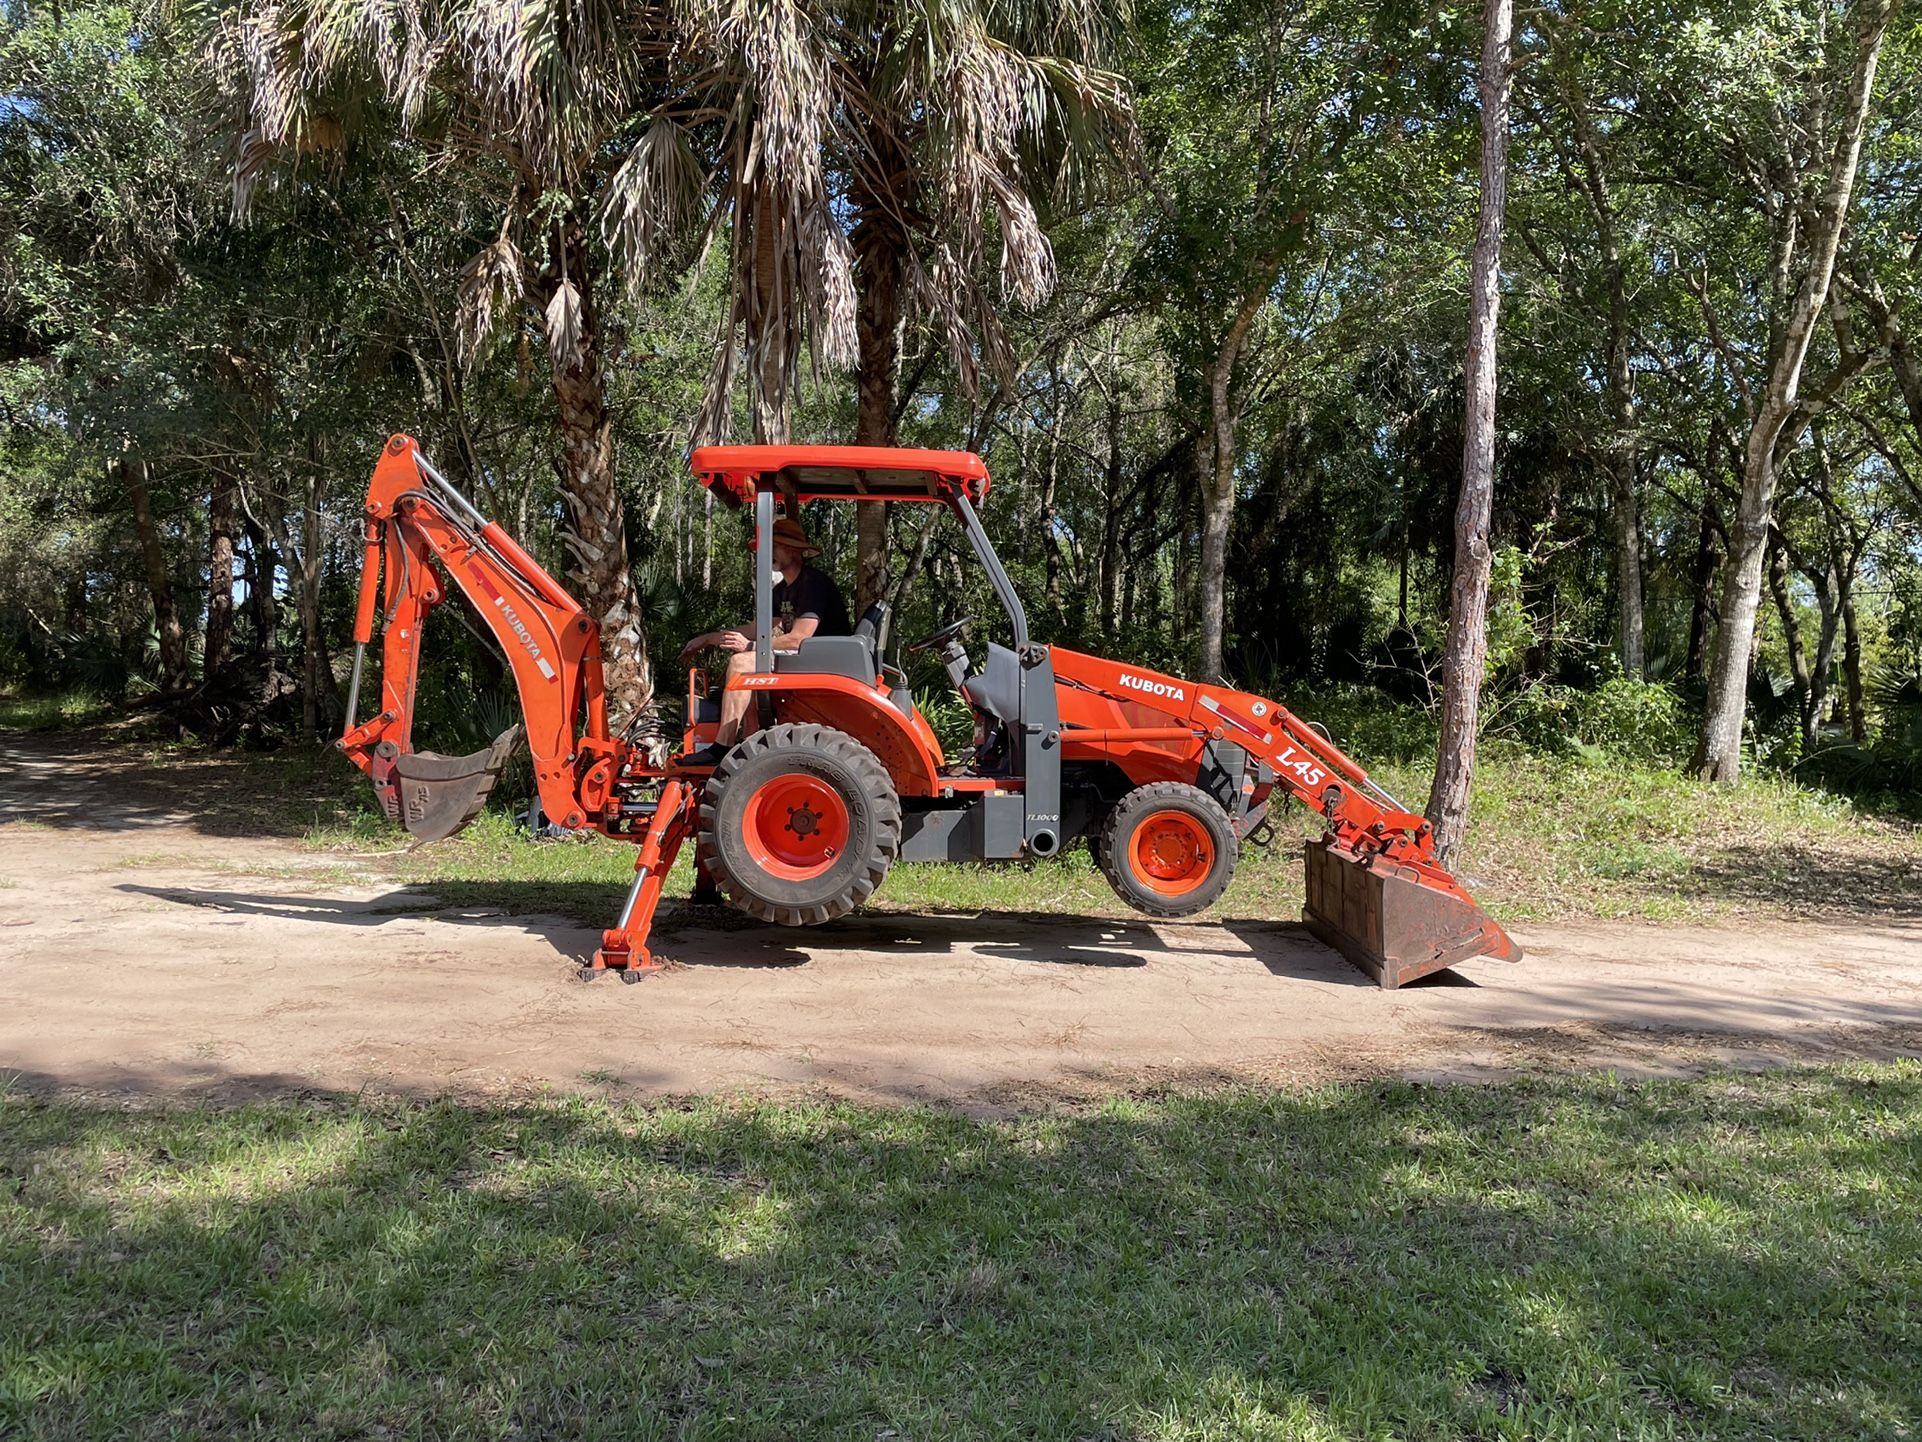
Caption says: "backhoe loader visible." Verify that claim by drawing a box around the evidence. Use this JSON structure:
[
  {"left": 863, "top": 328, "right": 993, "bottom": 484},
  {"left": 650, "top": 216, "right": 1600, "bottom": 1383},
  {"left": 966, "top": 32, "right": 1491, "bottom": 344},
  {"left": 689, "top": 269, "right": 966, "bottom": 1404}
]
[{"left": 340, "top": 435, "right": 1520, "bottom": 987}]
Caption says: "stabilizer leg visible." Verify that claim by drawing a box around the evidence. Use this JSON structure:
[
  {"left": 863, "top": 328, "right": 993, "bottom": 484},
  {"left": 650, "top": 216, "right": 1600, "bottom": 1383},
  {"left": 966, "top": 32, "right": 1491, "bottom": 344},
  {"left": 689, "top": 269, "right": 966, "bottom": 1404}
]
[{"left": 593, "top": 779, "right": 694, "bottom": 975}]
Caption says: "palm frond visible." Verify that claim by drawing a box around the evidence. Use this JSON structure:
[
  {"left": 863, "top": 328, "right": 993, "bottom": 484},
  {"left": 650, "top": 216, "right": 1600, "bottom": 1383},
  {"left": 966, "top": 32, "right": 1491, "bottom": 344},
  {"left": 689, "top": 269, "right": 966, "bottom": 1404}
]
[
  {"left": 601, "top": 117, "right": 710, "bottom": 288},
  {"left": 455, "top": 236, "right": 527, "bottom": 366},
  {"left": 543, "top": 278, "right": 587, "bottom": 372}
]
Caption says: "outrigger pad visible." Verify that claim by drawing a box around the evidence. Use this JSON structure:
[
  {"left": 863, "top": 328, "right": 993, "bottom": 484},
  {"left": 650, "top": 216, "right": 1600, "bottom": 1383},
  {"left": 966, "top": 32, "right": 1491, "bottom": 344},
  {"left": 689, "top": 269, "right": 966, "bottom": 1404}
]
[
  {"left": 1302, "top": 837, "right": 1522, "bottom": 989},
  {"left": 390, "top": 725, "right": 524, "bottom": 842}
]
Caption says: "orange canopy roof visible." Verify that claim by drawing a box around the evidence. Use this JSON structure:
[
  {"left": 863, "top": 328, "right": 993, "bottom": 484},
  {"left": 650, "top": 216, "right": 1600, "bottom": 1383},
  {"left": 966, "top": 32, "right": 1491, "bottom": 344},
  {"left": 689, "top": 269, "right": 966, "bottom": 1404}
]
[{"left": 690, "top": 445, "right": 991, "bottom": 507}]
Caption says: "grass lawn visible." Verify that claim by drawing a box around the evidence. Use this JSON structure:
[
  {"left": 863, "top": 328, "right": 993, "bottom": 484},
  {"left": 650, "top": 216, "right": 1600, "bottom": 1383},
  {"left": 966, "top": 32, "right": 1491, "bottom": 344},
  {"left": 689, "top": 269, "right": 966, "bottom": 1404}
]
[{"left": 2, "top": 1065, "right": 1918, "bottom": 1440}]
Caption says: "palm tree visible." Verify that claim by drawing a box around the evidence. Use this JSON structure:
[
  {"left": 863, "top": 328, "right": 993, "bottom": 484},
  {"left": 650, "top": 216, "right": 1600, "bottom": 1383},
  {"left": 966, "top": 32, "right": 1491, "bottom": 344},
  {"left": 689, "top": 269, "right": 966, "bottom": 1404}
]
[
  {"left": 214, "top": 0, "right": 1128, "bottom": 703},
  {"left": 837, "top": 0, "right": 1132, "bottom": 606},
  {"left": 212, "top": 0, "right": 704, "bottom": 716},
  {"left": 665, "top": 0, "right": 1129, "bottom": 468},
  {"left": 665, "top": 0, "right": 859, "bottom": 445}
]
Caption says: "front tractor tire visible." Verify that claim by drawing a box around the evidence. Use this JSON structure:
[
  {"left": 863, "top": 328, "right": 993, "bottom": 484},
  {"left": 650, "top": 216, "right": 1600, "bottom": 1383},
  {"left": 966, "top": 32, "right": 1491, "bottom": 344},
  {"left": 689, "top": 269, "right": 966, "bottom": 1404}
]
[
  {"left": 1097, "top": 782, "right": 1238, "bottom": 918},
  {"left": 699, "top": 724, "right": 902, "bottom": 927}
]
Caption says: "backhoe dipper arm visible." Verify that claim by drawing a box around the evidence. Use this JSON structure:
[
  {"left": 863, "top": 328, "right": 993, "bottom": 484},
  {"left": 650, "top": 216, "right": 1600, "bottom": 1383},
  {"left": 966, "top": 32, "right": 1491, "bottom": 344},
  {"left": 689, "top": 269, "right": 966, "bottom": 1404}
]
[{"left": 339, "top": 434, "right": 615, "bottom": 833}]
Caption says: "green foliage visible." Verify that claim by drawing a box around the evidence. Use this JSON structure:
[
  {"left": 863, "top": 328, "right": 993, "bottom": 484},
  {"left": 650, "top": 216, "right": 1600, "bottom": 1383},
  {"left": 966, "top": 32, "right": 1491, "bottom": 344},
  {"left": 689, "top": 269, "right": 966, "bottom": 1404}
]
[
  {"left": 1490, "top": 676, "right": 1694, "bottom": 767},
  {"left": 1, "top": 0, "right": 1920, "bottom": 808},
  {"left": 1796, "top": 666, "right": 1922, "bottom": 812}
]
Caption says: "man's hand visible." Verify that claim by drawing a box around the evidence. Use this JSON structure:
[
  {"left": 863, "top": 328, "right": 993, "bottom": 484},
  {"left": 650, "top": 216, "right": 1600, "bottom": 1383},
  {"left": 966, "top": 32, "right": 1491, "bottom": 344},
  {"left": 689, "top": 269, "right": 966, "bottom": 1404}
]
[
  {"left": 718, "top": 630, "right": 751, "bottom": 653},
  {"left": 678, "top": 630, "right": 714, "bottom": 662}
]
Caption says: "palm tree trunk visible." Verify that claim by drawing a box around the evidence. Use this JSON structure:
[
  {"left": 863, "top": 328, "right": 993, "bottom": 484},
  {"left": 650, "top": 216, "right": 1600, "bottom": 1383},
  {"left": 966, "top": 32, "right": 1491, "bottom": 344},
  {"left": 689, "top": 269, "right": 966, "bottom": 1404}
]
[
  {"left": 1426, "top": 0, "right": 1513, "bottom": 868},
  {"left": 539, "top": 216, "right": 651, "bottom": 717},
  {"left": 748, "top": 189, "right": 794, "bottom": 446},
  {"left": 851, "top": 115, "right": 911, "bottom": 613},
  {"left": 124, "top": 456, "right": 189, "bottom": 691}
]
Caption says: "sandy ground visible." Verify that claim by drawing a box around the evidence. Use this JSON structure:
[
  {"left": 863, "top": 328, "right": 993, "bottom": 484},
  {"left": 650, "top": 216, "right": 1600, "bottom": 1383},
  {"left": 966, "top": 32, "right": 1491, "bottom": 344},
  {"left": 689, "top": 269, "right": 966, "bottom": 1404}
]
[{"left": 2, "top": 734, "right": 1919, "bottom": 1109}]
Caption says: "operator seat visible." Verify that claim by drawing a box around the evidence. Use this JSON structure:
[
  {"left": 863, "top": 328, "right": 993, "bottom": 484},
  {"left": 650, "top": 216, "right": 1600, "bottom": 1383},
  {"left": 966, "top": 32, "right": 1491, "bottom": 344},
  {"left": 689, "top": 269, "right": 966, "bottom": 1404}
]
[
  {"left": 774, "top": 600, "right": 889, "bottom": 685},
  {"left": 851, "top": 600, "right": 891, "bottom": 655},
  {"left": 962, "top": 643, "right": 1021, "bottom": 724}
]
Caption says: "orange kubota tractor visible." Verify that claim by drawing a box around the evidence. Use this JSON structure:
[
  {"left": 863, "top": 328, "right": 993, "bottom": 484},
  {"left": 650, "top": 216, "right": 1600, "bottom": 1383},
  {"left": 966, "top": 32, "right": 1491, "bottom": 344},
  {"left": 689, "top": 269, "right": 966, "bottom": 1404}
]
[{"left": 340, "top": 434, "right": 1520, "bottom": 987}]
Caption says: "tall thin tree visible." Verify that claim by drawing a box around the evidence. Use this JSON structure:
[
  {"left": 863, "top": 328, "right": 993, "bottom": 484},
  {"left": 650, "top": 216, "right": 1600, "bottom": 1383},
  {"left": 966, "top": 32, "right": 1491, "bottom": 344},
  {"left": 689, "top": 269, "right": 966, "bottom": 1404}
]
[
  {"left": 1426, "top": 0, "right": 1513, "bottom": 867},
  {"left": 1692, "top": 0, "right": 1894, "bottom": 781}
]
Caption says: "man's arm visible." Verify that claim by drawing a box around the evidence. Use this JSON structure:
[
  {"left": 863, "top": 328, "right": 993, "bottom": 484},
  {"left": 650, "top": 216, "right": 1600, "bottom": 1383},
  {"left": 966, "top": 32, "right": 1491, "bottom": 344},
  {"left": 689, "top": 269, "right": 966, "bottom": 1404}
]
[
  {"left": 770, "top": 616, "right": 819, "bottom": 653},
  {"left": 678, "top": 623, "right": 756, "bottom": 661}
]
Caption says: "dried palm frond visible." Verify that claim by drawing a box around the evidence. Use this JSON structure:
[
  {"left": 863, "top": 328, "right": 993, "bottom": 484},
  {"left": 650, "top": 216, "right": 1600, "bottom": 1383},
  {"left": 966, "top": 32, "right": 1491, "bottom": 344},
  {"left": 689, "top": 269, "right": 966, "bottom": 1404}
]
[
  {"left": 231, "top": 129, "right": 281, "bottom": 219},
  {"left": 543, "top": 279, "right": 588, "bottom": 372},
  {"left": 455, "top": 236, "right": 527, "bottom": 366},
  {"left": 602, "top": 118, "right": 710, "bottom": 287}
]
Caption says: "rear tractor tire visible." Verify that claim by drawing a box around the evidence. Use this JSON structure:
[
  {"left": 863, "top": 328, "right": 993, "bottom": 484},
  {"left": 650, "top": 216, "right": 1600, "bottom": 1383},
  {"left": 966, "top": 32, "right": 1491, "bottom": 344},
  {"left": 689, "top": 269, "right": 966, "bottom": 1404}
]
[
  {"left": 699, "top": 724, "right": 902, "bottom": 927},
  {"left": 1097, "top": 782, "right": 1237, "bottom": 918}
]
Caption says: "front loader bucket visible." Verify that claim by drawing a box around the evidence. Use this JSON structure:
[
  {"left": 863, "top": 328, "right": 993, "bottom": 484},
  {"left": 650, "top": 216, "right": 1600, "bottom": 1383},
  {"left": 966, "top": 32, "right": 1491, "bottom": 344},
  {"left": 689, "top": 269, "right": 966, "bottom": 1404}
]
[
  {"left": 1302, "top": 837, "right": 1521, "bottom": 988},
  {"left": 383, "top": 725, "right": 523, "bottom": 842}
]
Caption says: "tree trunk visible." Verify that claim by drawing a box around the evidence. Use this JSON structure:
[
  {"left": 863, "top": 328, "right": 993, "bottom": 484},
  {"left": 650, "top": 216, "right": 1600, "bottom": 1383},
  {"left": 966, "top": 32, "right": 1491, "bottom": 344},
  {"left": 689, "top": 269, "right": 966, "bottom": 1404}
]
[
  {"left": 124, "top": 456, "right": 189, "bottom": 691},
  {"left": 538, "top": 215, "right": 651, "bottom": 717},
  {"left": 747, "top": 188, "right": 794, "bottom": 446},
  {"left": 242, "top": 509, "right": 278, "bottom": 663},
  {"left": 1426, "top": 0, "right": 1513, "bottom": 868},
  {"left": 1841, "top": 582, "right": 1866, "bottom": 743},
  {"left": 1693, "top": 0, "right": 1892, "bottom": 781},
  {"left": 204, "top": 467, "right": 238, "bottom": 682},
  {"left": 1684, "top": 492, "right": 1722, "bottom": 687},
  {"left": 1566, "top": 71, "right": 1644, "bottom": 678},
  {"left": 1196, "top": 290, "right": 1264, "bottom": 684},
  {"left": 1767, "top": 532, "right": 1815, "bottom": 747},
  {"left": 299, "top": 467, "right": 327, "bottom": 741},
  {"left": 1099, "top": 390, "right": 1125, "bottom": 641},
  {"left": 851, "top": 113, "right": 911, "bottom": 614},
  {"left": 1608, "top": 391, "right": 1643, "bottom": 679},
  {"left": 1041, "top": 374, "right": 1066, "bottom": 618}
]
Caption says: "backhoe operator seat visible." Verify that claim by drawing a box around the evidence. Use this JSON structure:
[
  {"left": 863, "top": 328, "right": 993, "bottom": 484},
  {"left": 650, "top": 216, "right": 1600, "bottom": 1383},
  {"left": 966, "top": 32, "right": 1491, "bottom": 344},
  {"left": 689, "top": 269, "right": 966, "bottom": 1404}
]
[{"left": 773, "top": 600, "right": 890, "bottom": 687}]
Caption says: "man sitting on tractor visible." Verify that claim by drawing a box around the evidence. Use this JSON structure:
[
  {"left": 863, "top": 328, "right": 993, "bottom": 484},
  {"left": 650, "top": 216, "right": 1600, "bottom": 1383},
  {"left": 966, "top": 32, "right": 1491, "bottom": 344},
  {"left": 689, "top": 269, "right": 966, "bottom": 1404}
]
[{"left": 676, "top": 515, "right": 851, "bottom": 767}]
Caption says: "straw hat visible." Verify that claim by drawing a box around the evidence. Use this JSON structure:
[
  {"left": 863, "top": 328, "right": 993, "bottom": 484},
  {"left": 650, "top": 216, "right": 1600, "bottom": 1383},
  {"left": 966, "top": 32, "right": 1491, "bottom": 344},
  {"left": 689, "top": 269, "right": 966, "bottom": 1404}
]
[{"left": 771, "top": 516, "right": 822, "bottom": 558}]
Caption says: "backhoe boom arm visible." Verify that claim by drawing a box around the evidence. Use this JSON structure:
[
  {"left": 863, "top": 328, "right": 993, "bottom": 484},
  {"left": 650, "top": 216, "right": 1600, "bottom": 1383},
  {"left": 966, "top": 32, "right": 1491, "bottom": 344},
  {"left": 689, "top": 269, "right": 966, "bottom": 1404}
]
[{"left": 339, "top": 434, "right": 615, "bottom": 835}]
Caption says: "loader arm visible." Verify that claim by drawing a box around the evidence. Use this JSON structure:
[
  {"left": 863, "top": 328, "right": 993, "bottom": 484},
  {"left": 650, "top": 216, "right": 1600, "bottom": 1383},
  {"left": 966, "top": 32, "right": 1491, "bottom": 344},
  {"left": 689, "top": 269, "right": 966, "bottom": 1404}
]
[
  {"left": 1050, "top": 647, "right": 1518, "bottom": 984},
  {"left": 1198, "top": 687, "right": 1522, "bottom": 981},
  {"left": 1194, "top": 689, "right": 1444, "bottom": 865},
  {"left": 339, "top": 434, "right": 617, "bottom": 837}
]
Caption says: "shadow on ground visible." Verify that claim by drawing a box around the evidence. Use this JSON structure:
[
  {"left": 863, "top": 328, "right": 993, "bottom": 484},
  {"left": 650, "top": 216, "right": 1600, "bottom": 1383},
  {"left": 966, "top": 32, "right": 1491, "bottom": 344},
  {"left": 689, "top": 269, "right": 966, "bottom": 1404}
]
[
  {"left": 1, "top": 1068, "right": 1917, "bottom": 1439},
  {"left": 0, "top": 732, "right": 363, "bottom": 838},
  {"left": 1677, "top": 842, "right": 1922, "bottom": 918},
  {"left": 112, "top": 881, "right": 1379, "bottom": 984}
]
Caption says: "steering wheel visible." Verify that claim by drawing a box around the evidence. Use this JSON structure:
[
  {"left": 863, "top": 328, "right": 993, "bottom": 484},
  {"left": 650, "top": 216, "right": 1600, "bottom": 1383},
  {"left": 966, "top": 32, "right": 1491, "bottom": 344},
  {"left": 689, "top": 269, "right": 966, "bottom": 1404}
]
[{"left": 906, "top": 617, "right": 974, "bottom": 654}]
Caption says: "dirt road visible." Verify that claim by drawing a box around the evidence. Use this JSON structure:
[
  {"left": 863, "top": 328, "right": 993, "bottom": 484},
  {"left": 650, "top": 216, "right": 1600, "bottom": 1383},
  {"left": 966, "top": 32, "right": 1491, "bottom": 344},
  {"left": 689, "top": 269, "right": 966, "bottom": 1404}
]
[{"left": 3, "top": 734, "right": 1918, "bottom": 1107}]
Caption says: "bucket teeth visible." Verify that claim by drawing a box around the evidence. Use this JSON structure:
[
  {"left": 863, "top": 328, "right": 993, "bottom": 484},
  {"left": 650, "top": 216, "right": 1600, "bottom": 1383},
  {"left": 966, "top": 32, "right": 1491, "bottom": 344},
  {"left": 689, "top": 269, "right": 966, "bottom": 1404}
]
[
  {"left": 389, "top": 725, "right": 523, "bottom": 842},
  {"left": 1302, "top": 836, "right": 1521, "bottom": 988}
]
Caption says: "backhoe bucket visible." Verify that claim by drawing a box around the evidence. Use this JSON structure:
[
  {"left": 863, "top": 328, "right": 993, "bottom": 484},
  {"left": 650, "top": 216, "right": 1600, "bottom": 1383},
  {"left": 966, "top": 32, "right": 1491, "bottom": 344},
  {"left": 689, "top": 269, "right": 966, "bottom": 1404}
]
[
  {"left": 1302, "top": 837, "right": 1521, "bottom": 988},
  {"left": 385, "top": 725, "right": 523, "bottom": 842}
]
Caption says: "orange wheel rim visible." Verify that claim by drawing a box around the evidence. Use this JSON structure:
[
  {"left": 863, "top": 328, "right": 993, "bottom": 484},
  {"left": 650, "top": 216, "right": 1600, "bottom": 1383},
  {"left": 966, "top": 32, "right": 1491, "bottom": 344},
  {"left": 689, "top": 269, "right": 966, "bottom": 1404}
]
[
  {"left": 1130, "top": 810, "right": 1214, "bottom": 896},
  {"left": 742, "top": 773, "right": 852, "bottom": 882}
]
